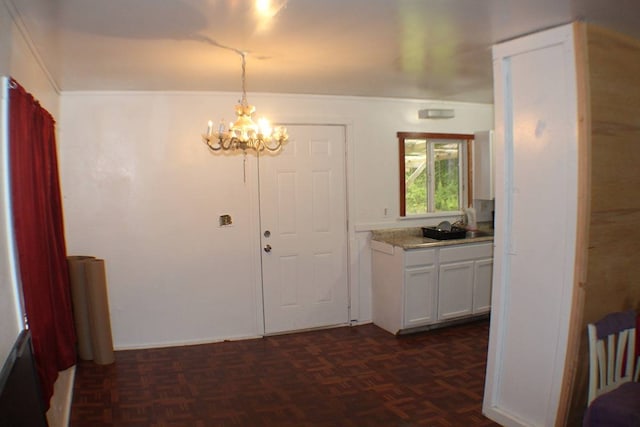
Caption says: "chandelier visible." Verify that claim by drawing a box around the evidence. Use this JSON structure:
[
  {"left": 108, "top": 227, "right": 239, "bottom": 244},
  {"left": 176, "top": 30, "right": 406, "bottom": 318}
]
[{"left": 202, "top": 52, "right": 288, "bottom": 153}]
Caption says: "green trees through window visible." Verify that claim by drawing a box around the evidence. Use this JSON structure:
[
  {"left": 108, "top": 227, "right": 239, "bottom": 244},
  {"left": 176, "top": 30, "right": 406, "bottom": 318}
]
[{"left": 399, "top": 133, "right": 472, "bottom": 216}]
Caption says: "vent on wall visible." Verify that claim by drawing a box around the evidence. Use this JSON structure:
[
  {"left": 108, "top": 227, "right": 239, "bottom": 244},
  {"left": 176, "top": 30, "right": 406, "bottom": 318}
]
[{"left": 418, "top": 108, "right": 455, "bottom": 119}]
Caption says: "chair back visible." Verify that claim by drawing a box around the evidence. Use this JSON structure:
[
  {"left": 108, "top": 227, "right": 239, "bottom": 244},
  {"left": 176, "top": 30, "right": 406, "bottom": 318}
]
[{"left": 587, "top": 310, "right": 637, "bottom": 405}]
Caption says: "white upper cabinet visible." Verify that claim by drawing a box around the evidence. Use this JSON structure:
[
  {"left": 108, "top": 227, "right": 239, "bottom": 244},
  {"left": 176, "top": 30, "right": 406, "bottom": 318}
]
[{"left": 473, "top": 130, "right": 494, "bottom": 200}]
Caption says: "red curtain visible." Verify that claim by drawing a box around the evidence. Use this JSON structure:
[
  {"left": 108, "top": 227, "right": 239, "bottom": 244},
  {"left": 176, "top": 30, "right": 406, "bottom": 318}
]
[{"left": 8, "top": 78, "right": 76, "bottom": 407}]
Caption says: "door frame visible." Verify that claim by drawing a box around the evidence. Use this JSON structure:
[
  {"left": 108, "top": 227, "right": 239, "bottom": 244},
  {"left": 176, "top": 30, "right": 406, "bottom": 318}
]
[{"left": 248, "top": 121, "right": 356, "bottom": 336}]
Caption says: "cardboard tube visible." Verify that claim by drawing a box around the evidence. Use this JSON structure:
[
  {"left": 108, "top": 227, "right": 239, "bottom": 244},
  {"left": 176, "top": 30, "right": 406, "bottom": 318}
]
[
  {"left": 67, "top": 256, "right": 96, "bottom": 360},
  {"left": 84, "top": 259, "right": 115, "bottom": 365}
]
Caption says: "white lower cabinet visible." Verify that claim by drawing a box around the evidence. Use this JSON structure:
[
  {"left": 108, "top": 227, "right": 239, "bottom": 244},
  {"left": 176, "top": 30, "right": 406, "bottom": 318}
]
[
  {"left": 372, "top": 240, "right": 493, "bottom": 334},
  {"left": 438, "top": 260, "right": 474, "bottom": 320},
  {"left": 472, "top": 258, "right": 493, "bottom": 314},
  {"left": 404, "top": 264, "right": 437, "bottom": 327},
  {"left": 438, "top": 243, "right": 494, "bottom": 320}
]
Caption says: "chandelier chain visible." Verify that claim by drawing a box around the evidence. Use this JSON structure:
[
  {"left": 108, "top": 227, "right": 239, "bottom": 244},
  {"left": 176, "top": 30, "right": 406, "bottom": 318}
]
[{"left": 240, "top": 52, "right": 248, "bottom": 106}]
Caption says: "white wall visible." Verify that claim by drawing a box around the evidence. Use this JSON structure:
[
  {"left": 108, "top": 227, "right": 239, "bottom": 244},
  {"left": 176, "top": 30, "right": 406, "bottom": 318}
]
[
  {"left": 5, "top": 2, "right": 58, "bottom": 117},
  {"left": 59, "top": 91, "right": 492, "bottom": 349},
  {"left": 0, "top": 2, "right": 9, "bottom": 74},
  {"left": 0, "top": 78, "right": 20, "bottom": 369},
  {"left": 0, "top": 1, "right": 19, "bottom": 369}
]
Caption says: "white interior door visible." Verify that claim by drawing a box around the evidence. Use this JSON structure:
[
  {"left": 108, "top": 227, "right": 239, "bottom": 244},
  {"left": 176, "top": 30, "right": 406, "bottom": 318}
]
[{"left": 259, "top": 125, "right": 348, "bottom": 335}]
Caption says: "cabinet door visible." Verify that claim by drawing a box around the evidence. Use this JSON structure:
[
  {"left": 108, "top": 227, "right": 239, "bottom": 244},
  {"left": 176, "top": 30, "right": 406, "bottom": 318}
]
[
  {"left": 473, "top": 258, "right": 493, "bottom": 314},
  {"left": 473, "top": 130, "right": 494, "bottom": 200},
  {"left": 438, "top": 260, "right": 474, "bottom": 320},
  {"left": 404, "top": 265, "right": 437, "bottom": 328}
]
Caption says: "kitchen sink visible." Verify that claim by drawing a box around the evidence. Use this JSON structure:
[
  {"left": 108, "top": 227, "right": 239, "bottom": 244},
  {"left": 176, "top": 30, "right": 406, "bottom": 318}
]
[
  {"left": 422, "top": 226, "right": 467, "bottom": 240},
  {"left": 465, "top": 230, "right": 492, "bottom": 238},
  {"left": 422, "top": 226, "right": 493, "bottom": 240}
]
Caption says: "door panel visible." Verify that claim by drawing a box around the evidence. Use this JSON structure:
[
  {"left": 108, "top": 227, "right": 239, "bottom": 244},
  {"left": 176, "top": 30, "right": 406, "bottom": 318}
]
[{"left": 259, "top": 125, "right": 348, "bottom": 334}]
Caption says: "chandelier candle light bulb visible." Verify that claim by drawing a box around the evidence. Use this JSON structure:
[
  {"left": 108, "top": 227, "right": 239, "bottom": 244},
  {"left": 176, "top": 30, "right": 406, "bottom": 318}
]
[{"left": 258, "top": 118, "right": 272, "bottom": 137}]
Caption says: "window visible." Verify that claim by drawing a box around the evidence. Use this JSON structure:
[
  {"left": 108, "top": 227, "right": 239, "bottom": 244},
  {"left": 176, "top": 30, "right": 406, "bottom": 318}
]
[{"left": 398, "top": 132, "right": 473, "bottom": 216}]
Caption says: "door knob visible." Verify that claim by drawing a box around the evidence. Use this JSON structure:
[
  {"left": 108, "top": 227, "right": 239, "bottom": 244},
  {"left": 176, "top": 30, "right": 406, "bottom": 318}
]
[{"left": 264, "top": 244, "right": 272, "bottom": 253}]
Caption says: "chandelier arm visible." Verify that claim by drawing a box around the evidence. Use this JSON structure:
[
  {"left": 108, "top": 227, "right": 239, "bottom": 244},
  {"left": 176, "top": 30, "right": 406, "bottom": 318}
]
[
  {"left": 263, "top": 140, "right": 284, "bottom": 152},
  {"left": 223, "top": 137, "right": 236, "bottom": 150},
  {"left": 254, "top": 137, "right": 263, "bottom": 151},
  {"left": 203, "top": 136, "right": 223, "bottom": 151}
]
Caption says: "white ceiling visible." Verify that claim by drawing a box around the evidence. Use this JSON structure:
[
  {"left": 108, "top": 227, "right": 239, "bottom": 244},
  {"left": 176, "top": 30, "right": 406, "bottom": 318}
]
[{"left": 8, "top": 0, "right": 640, "bottom": 103}]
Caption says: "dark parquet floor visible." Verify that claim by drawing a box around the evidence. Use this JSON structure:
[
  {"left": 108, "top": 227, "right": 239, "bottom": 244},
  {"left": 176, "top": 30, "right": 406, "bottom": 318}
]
[{"left": 70, "top": 320, "right": 499, "bottom": 427}]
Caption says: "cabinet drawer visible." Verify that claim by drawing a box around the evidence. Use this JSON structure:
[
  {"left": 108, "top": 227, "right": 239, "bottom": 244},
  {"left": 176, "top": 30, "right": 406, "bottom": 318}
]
[
  {"left": 439, "top": 243, "right": 493, "bottom": 263},
  {"left": 404, "top": 248, "right": 436, "bottom": 267}
]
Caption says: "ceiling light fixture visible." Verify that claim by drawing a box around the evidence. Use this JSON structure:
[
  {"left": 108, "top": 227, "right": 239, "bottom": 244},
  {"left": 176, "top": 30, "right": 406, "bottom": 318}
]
[
  {"left": 418, "top": 108, "right": 455, "bottom": 119},
  {"left": 202, "top": 52, "right": 288, "bottom": 153}
]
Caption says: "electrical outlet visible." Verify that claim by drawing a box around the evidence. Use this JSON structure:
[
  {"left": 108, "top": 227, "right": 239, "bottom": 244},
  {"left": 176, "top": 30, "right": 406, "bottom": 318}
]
[{"left": 219, "top": 214, "right": 233, "bottom": 227}]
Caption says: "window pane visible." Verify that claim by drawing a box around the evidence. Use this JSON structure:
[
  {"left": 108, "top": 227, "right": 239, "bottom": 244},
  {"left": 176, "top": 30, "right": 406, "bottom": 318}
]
[
  {"left": 404, "top": 139, "right": 427, "bottom": 215},
  {"left": 399, "top": 132, "right": 467, "bottom": 217},
  {"left": 433, "top": 143, "right": 460, "bottom": 211}
]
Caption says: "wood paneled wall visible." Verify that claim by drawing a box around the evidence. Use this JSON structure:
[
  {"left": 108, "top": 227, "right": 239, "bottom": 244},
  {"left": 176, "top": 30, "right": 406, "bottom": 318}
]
[{"left": 565, "top": 23, "right": 640, "bottom": 426}]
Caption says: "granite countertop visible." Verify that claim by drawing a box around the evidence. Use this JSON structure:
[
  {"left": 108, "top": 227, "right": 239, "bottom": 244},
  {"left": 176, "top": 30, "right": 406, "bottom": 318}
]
[{"left": 371, "top": 224, "right": 494, "bottom": 250}]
